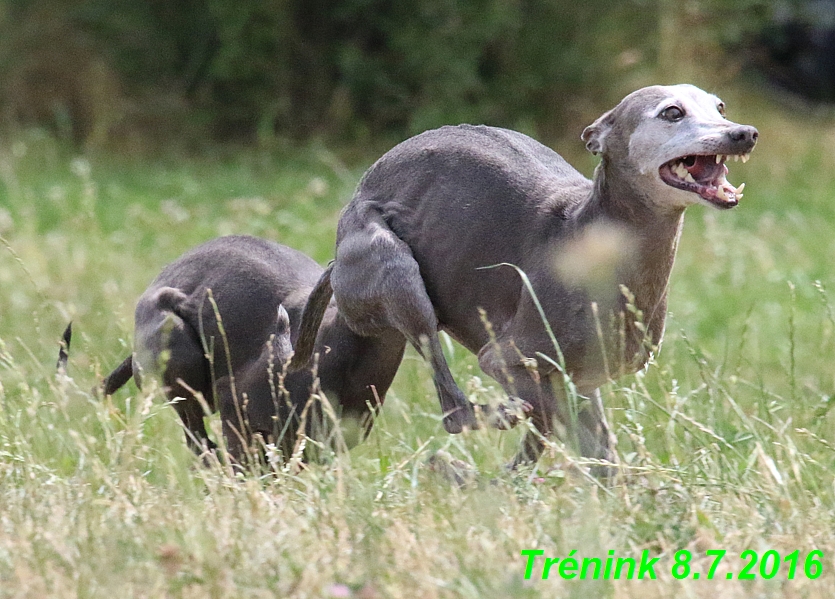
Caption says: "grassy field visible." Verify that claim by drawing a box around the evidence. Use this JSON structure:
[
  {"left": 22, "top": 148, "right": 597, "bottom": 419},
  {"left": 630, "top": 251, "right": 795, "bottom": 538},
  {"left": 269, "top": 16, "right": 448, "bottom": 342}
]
[{"left": 2, "top": 85, "right": 835, "bottom": 598}]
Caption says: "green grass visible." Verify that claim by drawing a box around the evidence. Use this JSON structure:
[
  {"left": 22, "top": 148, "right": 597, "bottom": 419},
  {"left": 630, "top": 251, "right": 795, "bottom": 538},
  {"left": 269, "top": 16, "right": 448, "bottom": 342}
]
[{"left": 2, "top": 90, "right": 835, "bottom": 597}]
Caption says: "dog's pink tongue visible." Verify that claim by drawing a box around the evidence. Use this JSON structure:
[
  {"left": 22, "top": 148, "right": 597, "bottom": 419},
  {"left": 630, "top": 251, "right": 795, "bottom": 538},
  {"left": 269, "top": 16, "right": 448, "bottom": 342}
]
[{"left": 685, "top": 155, "right": 722, "bottom": 183}]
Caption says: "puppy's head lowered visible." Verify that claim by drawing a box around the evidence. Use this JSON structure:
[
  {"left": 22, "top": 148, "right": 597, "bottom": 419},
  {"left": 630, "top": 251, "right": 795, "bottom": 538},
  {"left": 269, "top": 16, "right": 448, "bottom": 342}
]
[{"left": 582, "top": 84, "right": 758, "bottom": 210}]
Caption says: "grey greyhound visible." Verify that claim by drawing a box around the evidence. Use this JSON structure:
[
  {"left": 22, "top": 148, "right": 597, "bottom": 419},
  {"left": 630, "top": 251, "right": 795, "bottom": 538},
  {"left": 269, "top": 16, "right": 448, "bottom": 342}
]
[
  {"left": 96, "top": 235, "right": 405, "bottom": 462},
  {"left": 291, "top": 84, "right": 758, "bottom": 469}
]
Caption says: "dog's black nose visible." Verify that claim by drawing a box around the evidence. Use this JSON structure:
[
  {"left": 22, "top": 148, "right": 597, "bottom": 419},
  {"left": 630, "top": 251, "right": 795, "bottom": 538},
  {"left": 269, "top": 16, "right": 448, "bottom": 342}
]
[{"left": 729, "top": 126, "right": 758, "bottom": 145}]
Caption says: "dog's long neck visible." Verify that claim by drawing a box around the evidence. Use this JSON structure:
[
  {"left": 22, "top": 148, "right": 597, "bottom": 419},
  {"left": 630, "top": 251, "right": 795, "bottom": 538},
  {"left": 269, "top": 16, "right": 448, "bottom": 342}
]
[{"left": 581, "top": 160, "right": 687, "bottom": 356}]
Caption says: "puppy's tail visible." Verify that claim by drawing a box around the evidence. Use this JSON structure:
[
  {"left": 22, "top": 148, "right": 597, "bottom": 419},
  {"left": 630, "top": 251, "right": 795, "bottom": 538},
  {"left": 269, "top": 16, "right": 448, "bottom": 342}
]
[
  {"left": 56, "top": 322, "right": 72, "bottom": 373},
  {"left": 100, "top": 355, "right": 134, "bottom": 396},
  {"left": 56, "top": 322, "right": 133, "bottom": 396},
  {"left": 289, "top": 261, "right": 334, "bottom": 372}
]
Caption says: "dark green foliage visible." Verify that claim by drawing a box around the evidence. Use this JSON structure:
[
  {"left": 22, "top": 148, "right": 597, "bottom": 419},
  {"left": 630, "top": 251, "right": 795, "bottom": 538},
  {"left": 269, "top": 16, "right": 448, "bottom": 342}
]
[{"left": 0, "top": 0, "right": 767, "bottom": 145}]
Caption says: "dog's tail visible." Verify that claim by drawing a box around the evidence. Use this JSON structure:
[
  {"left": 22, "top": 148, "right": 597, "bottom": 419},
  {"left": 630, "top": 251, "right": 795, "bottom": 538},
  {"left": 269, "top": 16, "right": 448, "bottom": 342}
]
[
  {"left": 100, "top": 355, "right": 134, "bottom": 396},
  {"left": 56, "top": 322, "right": 133, "bottom": 395},
  {"left": 56, "top": 322, "right": 72, "bottom": 373},
  {"left": 289, "top": 262, "right": 334, "bottom": 372}
]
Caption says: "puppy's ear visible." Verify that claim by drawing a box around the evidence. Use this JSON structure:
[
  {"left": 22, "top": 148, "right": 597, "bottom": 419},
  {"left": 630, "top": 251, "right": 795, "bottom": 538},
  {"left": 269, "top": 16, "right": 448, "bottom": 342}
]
[{"left": 581, "top": 110, "right": 615, "bottom": 155}]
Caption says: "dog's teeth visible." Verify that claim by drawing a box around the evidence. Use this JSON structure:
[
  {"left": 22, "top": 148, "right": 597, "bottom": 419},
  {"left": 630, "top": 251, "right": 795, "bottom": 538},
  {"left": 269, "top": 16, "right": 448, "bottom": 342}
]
[
  {"left": 737, "top": 182, "right": 745, "bottom": 193},
  {"left": 741, "top": 153, "right": 750, "bottom": 163},
  {"left": 684, "top": 173, "right": 695, "bottom": 183},
  {"left": 715, "top": 154, "right": 721, "bottom": 164},
  {"left": 716, "top": 186, "right": 728, "bottom": 201},
  {"left": 734, "top": 155, "right": 740, "bottom": 162}
]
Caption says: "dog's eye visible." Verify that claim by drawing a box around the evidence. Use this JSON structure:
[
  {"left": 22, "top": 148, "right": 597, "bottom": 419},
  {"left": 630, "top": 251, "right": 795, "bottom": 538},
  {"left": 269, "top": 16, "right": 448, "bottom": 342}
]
[
  {"left": 717, "top": 102, "right": 726, "bottom": 117},
  {"left": 659, "top": 106, "right": 685, "bottom": 122}
]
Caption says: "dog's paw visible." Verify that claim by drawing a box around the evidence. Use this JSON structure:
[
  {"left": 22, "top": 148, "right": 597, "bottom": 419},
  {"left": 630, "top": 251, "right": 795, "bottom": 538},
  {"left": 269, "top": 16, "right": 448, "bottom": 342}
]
[
  {"left": 442, "top": 406, "right": 479, "bottom": 434},
  {"left": 478, "top": 397, "right": 533, "bottom": 430}
]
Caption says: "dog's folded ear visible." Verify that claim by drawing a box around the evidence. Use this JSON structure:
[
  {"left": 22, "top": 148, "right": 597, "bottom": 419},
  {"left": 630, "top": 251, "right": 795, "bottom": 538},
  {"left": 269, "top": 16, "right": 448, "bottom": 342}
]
[{"left": 581, "top": 109, "right": 615, "bottom": 156}]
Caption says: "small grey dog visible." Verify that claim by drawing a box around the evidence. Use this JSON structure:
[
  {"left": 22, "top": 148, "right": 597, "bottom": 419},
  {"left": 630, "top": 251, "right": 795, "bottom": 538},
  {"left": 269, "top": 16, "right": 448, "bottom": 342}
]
[
  {"left": 291, "top": 84, "right": 758, "bottom": 470},
  {"left": 93, "top": 235, "right": 405, "bottom": 462}
]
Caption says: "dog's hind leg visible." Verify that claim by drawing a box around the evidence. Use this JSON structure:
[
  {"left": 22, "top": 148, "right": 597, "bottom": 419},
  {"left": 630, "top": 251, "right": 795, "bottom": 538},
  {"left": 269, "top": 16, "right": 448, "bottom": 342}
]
[
  {"left": 154, "top": 327, "right": 218, "bottom": 455},
  {"left": 331, "top": 214, "right": 478, "bottom": 434},
  {"left": 135, "top": 288, "right": 217, "bottom": 455}
]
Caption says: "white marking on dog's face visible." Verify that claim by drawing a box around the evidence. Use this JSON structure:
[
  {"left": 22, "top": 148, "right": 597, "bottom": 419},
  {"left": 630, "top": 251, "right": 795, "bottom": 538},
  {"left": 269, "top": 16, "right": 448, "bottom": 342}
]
[
  {"left": 623, "top": 84, "right": 757, "bottom": 210},
  {"left": 628, "top": 85, "right": 729, "bottom": 174}
]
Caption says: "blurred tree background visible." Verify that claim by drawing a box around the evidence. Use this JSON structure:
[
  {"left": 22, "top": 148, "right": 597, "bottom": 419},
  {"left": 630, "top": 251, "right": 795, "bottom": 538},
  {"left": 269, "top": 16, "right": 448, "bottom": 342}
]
[{"left": 0, "top": 0, "right": 817, "bottom": 153}]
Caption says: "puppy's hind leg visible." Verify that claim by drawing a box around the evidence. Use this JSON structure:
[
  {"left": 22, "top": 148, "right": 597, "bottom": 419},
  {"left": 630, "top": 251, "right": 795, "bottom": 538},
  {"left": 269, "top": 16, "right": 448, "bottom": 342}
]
[
  {"left": 331, "top": 216, "right": 478, "bottom": 434},
  {"left": 135, "top": 287, "right": 217, "bottom": 455}
]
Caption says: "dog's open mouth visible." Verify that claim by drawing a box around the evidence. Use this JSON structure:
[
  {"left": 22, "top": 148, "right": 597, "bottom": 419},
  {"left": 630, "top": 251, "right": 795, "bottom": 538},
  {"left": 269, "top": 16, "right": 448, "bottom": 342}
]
[{"left": 659, "top": 153, "right": 750, "bottom": 209}]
